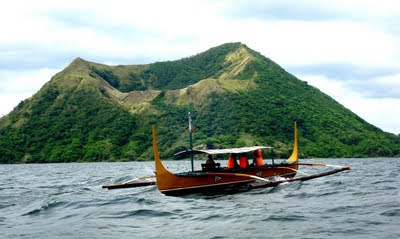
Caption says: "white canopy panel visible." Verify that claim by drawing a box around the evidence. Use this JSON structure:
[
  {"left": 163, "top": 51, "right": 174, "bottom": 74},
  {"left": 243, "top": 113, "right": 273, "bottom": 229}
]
[{"left": 174, "top": 146, "right": 272, "bottom": 156}]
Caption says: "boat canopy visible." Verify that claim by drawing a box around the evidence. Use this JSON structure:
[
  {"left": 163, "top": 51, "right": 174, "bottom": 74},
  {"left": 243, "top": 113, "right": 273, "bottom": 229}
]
[{"left": 174, "top": 146, "right": 273, "bottom": 156}]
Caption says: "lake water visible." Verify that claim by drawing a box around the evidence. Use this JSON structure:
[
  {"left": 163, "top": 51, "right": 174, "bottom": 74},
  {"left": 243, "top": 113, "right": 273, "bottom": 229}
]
[{"left": 1, "top": 158, "right": 399, "bottom": 239}]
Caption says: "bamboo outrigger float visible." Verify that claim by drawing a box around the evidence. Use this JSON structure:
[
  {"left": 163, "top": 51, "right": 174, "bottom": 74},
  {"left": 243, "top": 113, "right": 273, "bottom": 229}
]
[{"left": 103, "top": 120, "right": 350, "bottom": 195}]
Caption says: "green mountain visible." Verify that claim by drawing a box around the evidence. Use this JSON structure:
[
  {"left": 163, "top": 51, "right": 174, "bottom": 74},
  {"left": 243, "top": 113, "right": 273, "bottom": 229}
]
[{"left": 1, "top": 43, "right": 399, "bottom": 163}]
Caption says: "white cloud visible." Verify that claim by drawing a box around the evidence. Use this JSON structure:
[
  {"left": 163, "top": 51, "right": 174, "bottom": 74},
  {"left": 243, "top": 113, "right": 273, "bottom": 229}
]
[
  {"left": 367, "top": 73, "right": 400, "bottom": 98},
  {"left": 301, "top": 74, "right": 400, "bottom": 134},
  {"left": 345, "top": 98, "right": 400, "bottom": 135},
  {"left": 235, "top": 20, "right": 399, "bottom": 68},
  {"left": 0, "top": 68, "right": 59, "bottom": 93},
  {"left": 0, "top": 68, "right": 60, "bottom": 116},
  {"left": 296, "top": 75, "right": 350, "bottom": 99},
  {"left": 0, "top": 93, "right": 33, "bottom": 118},
  {"left": 1, "top": 0, "right": 398, "bottom": 67}
]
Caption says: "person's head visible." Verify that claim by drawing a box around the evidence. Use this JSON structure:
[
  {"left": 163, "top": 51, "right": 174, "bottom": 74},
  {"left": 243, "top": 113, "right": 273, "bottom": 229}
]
[{"left": 208, "top": 154, "right": 213, "bottom": 160}]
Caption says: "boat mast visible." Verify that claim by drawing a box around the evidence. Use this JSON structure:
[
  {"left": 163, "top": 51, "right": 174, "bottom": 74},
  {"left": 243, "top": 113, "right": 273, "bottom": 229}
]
[{"left": 188, "top": 112, "right": 194, "bottom": 172}]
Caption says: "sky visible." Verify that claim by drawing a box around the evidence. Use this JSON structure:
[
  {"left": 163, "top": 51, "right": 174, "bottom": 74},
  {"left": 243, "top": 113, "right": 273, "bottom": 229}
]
[{"left": 0, "top": 0, "right": 399, "bottom": 134}]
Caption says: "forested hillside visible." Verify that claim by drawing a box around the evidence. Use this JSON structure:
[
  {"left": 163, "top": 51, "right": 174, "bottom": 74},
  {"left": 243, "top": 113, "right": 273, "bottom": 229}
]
[{"left": 0, "top": 42, "right": 399, "bottom": 163}]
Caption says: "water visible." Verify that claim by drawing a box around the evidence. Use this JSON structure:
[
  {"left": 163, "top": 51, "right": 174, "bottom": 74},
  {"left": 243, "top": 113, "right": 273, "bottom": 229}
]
[{"left": 1, "top": 158, "right": 399, "bottom": 239}]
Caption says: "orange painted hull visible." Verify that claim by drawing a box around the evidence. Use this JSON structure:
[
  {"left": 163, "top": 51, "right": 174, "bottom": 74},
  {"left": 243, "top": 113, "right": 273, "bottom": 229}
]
[{"left": 156, "top": 165, "right": 298, "bottom": 195}]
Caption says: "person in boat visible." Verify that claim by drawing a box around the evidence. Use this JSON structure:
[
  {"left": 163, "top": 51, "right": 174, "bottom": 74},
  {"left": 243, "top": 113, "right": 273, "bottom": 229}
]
[
  {"left": 202, "top": 154, "right": 220, "bottom": 171},
  {"left": 252, "top": 148, "right": 264, "bottom": 167},
  {"left": 239, "top": 153, "right": 249, "bottom": 168},
  {"left": 227, "top": 153, "right": 239, "bottom": 169},
  {"left": 206, "top": 154, "right": 215, "bottom": 165}
]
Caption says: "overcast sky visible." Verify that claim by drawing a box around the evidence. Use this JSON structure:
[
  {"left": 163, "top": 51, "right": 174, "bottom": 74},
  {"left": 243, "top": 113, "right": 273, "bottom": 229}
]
[{"left": 0, "top": 0, "right": 399, "bottom": 134}]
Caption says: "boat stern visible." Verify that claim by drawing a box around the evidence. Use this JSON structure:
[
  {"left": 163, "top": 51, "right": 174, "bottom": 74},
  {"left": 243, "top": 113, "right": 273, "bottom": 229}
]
[{"left": 287, "top": 121, "right": 298, "bottom": 164}]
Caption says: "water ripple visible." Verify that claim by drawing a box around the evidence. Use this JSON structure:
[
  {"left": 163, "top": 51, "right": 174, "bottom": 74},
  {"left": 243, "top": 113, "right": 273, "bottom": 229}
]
[
  {"left": 101, "top": 209, "right": 174, "bottom": 219},
  {"left": 1, "top": 159, "right": 399, "bottom": 239},
  {"left": 381, "top": 209, "right": 400, "bottom": 217},
  {"left": 22, "top": 201, "right": 67, "bottom": 216}
]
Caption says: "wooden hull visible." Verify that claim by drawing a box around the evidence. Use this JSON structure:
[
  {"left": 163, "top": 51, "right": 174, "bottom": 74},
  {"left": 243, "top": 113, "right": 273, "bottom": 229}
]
[
  {"left": 152, "top": 122, "right": 300, "bottom": 196},
  {"left": 158, "top": 166, "right": 298, "bottom": 196}
]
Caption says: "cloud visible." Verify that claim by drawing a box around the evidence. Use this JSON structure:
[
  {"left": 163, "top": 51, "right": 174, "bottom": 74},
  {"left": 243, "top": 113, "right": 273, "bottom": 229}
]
[
  {"left": 223, "top": 0, "right": 348, "bottom": 21},
  {"left": 349, "top": 74, "right": 400, "bottom": 98},
  {"left": 300, "top": 74, "right": 400, "bottom": 134},
  {"left": 288, "top": 64, "right": 400, "bottom": 99},
  {"left": 223, "top": 0, "right": 400, "bottom": 25},
  {"left": 0, "top": 93, "right": 33, "bottom": 118},
  {"left": 222, "top": 0, "right": 400, "bottom": 68},
  {"left": 0, "top": 1, "right": 206, "bottom": 70},
  {"left": 0, "top": 68, "right": 59, "bottom": 92},
  {"left": 287, "top": 64, "right": 398, "bottom": 81},
  {"left": 3, "top": 1, "right": 398, "bottom": 69},
  {"left": 253, "top": 20, "right": 398, "bottom": 67},
  {"left": 0, "top": 68, "right": 59, "bottom": 116}
]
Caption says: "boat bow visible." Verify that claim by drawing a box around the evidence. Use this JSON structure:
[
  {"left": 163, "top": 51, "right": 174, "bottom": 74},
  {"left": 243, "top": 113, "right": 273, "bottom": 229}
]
[{"left": 152, "top": 126, "right": 177, "bottom": 191}]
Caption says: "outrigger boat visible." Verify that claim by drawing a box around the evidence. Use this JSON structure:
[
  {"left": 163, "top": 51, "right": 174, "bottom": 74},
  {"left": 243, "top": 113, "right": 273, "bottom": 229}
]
[{"left": 103, "top": 119, "right": 351, "bottom": 196}]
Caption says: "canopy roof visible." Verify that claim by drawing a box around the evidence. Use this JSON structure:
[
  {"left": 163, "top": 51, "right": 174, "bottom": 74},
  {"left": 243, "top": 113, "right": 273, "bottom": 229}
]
[{"left": 174, "top": 146, "right": 272, "bottom": 156}]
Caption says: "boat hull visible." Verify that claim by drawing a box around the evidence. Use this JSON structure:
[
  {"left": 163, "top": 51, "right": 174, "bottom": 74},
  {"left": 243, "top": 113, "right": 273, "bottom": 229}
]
[{"left": 159, "top": 165, "right": 297, "bottom": 196}]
